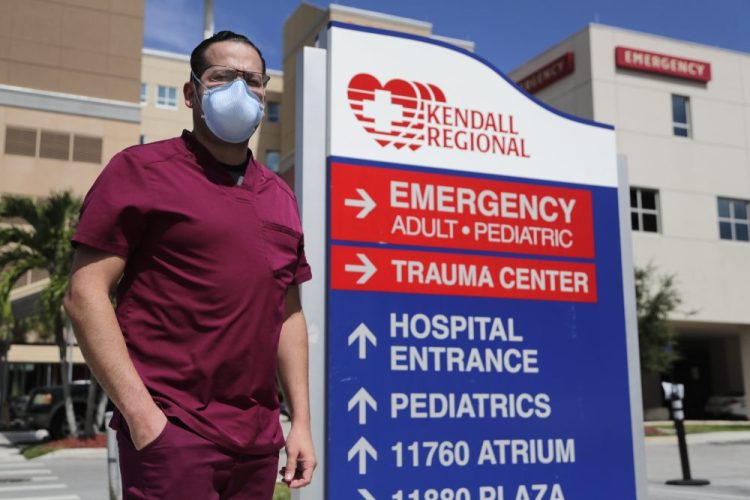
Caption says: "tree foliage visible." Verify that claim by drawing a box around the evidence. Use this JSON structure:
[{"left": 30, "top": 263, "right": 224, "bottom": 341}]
[
  {"left": 0, "top": 193, "right": 80, "bottom": 338},
  {"left": 635, "top": 264, "right": 683, "bottom": 374},
  {"left": 0, "top": 192, "right": 81, "bottom": 433}
]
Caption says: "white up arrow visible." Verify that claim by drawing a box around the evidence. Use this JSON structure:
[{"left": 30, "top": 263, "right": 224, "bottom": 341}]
[
  {"left": 348, "top": 323, "right": 377, "bottom": 360},
  {"left": 348, "top": 387, "right": 377, "bottom": 424},
  {"left": 344, "top": 188, "right": 377, "bottom": 219},
  {"left": 358, "top": 489, "right": 376, "bottom": 500},
  {"left": 344, "top": 253, "right": 377, "bottom": 284},
  {"left": 348, "top": 437, "right": 377, "bottom": 475}
]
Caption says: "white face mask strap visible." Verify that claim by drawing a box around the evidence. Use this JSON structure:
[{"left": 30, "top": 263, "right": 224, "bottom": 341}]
[{"left": 191, "top": 73, "right": 208, "bottom": 119}]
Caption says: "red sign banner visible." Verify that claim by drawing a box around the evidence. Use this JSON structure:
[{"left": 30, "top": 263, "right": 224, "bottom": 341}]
[
  {"left": 331, "top": 162, "right": 595, "bottom": 259},
  {"left": 615, "top": 46, "right": 711, "bottom": 82},
  {"left": 516, "top": 52, "right": 575, "bottom": 94},
  {"left": 330, "top": 245, "right": 597, "bottom": 302}
]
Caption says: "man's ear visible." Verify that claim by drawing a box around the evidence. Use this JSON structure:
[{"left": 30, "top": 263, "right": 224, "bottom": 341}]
[{"left": 184, "top": 81, "right": 197, "bottom": 109}]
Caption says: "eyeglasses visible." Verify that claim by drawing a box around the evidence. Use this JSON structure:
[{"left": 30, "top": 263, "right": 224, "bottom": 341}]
[{"left": 198, "top": 65, "right": 270, "bottom": 90}]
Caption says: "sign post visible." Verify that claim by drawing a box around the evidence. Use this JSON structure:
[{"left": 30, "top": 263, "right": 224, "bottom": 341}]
[{"left": 298, "top": 22, "right": 646, "bottom": 500}]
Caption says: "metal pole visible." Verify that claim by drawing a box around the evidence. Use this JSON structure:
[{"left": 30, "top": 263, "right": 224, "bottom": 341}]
[
  {"left": 203, "top": 0, "right": 214, "bottom": 40},
  {"left": 665, "top": 390, "right": 709, "bottom": 486},
  {"left": 674, "top": 418, "right": 692, "bottom": 479},
  {"left": 105, "top": 411, "right": 122, "bottom": 500}
]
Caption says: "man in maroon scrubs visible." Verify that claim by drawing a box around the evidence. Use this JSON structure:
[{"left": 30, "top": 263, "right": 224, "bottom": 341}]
[{"left": 63, "top": 31, "right": 316, "bottom": 499}]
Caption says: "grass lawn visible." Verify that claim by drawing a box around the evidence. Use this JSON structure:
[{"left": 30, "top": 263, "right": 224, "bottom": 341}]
[
  {"left": 21, "top": 434, "right": 106, "bottom": 460},
  {"left": 273, "top": 484, "right": 291, "bottom": 500}
]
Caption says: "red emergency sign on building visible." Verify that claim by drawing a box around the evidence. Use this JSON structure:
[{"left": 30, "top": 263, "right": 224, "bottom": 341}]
[
  {"left": 615, "top": 47, "right": 711, "bottom": 82},
  {"left": 516, "top": 52, "right": 575, "bottom": 94},
  {"left": 331, "top": 162, "right": 595, "bottom": 258},
  {"left": 330, "top": 245, "right": 597, "bottom": 302}
]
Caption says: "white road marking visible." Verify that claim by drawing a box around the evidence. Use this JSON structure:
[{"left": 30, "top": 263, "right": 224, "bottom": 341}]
[
  {"left": 0, "top": 463, "right": 47, "bottom": 469},
  {"left": 0, "top": 483, "right": 67, "bottom": 492},
  {"left": 0, "top": 469, "right": 52, "bottom": 476},
  {"left": 1, "top": 495, "right": 80, "bottom": 500}
]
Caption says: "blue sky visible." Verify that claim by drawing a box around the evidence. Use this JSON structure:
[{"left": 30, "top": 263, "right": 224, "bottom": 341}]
[{"left": 145, "top": 0, "right": 750, "bottom": 73}]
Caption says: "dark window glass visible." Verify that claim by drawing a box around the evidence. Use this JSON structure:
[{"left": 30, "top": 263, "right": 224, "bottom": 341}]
[
  {"left": 631, "top": 212, "right": 639, "bottom": 231},
  {"left": 267, "top": 102, "right": 280, "bottom": 122},
  {"left": 672, "top": 95, "right": 687, "bottom": 123},
  {"left": 734, "top": 200, "right": 747, "bottom": 220},
  {"left": 629, "top": 188, "right": 637, "bottom": 207},
  {"left": 642, "top": 214, "right": 658, "bottom": 232},
  {"left": 719, "top": 221, "right": 733, "bottom": 240},
  {"left": 265, "top": 150, "right": 280, "bottom": 172},
  {"left": 736, "top": 224, "right": 749, "bottom": 241},
  {"left": 718, "top": 198, "right": 731, "bottom": 218},
  {"left": 641, "top": 190, "right": 657, "bottom": 210},
  {"left": 673, "top": 127, "right": 688, "bottom": 137}
]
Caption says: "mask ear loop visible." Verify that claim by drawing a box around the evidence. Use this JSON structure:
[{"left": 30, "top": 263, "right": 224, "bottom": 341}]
[{"left": 191, "top": 72, "right": 208, "bottom": 120}]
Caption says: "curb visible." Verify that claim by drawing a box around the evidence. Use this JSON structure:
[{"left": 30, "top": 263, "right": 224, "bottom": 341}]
[{"left": 645, "top": 430, "right": 750, "bottom": 446}]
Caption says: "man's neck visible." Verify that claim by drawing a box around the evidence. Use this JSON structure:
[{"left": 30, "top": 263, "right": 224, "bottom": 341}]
[{"left": 192, "top": 126, "right": 249, "bottom": 165}]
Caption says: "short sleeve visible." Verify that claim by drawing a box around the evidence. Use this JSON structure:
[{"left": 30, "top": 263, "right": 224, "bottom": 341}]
[
  {"left": 72, "top": 151, "right": 152, "bottom": 258},
  {"left": 292, "top": 234, "right": 313, "bottom": 285}
]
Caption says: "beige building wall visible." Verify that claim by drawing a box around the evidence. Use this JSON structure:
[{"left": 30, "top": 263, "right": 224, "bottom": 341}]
[
  {"left": 1, "top": 0, "right": 144, "bottom": 200},
  {"left": 586, "top": 25, "right": 750, "bottom": 326},
  {"left": 511, "top": 24, "right": 750, "bottom": 416},
  {"left": 140, "top": 49, "right": 193, "bottom": 144},
  {"left": 1, "top": 106, "right": 138, "bottom": 198},
  {"left": 508, "top": 27, "right": 595, "bottom": 121},
  {"left": 0, "top": 0, "right": 143, "bottom": 102},
  {"left": 254, "top": 69, "right": 283, "bottom": 170}
]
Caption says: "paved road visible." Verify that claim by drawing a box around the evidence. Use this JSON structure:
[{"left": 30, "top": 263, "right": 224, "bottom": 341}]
[
  {"left": 646, "top": 432, "right": 750, "bottom": 500},
  {"left": 0, "top": 428, "right": 748, "bottom": 499},
  {"left": 0, "top": 431, "right": 106, "bottom": 500}
]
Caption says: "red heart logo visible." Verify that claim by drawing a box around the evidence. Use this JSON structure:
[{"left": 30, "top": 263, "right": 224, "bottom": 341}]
[{"left": 348, "top": 73, "right": 444, "bottom": 151}]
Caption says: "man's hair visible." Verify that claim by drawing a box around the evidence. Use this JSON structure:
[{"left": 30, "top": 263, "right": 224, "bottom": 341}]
[{"left": 190, "top": 30, "right": 267, "bottom": 80}]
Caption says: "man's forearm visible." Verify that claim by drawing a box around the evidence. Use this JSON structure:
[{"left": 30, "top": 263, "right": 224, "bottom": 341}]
[
  {"left": 277, "top": 302, "right": 317, "bottom": 488},
  {"left": 63, "top": 288, "right": 160, "bottom": 426},
  {"left": 277, "top": 309, "right": 311, "bottom": 425}
]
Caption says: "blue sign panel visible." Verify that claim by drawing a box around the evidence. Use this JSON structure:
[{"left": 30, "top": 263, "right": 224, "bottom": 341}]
[
  {"left": 320, "top": 22, "right": 640, "bottom": 500},
  {"left": 326, "top": 160, "right": 636, "bottom": 500}
]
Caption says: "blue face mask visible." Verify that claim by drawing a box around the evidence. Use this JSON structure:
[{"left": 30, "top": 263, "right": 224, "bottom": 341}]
[{"left": 196, "top": 78, "right": 264, "bottom": 144}]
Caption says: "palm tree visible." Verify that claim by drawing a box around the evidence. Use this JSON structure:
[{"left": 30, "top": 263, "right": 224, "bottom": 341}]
[{"left": 0, "top": 192, "right": 81, "bottom": 437}]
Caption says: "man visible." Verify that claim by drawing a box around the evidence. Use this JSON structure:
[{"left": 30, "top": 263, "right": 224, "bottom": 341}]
[{"left": 63, "top": 31, "right": 316, "bottom": 499}]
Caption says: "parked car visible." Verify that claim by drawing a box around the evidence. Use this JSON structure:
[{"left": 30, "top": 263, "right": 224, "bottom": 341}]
[
  {"left": 23, "top": 381, "right": 109, "bottom": 439},
  {"left": 704, "top": 392, "right": 747, "bottom": 419}
]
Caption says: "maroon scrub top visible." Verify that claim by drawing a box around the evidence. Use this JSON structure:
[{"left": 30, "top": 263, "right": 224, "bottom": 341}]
[{"left": 72, "top": 130, "right": 312, "bottom": 454}]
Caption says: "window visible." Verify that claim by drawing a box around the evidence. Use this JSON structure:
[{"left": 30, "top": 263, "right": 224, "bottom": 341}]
[
  {"left": 672, "top": 95, "right": 690, "bottom": 137},
  {"left": 4, "top": 127, "right": 37, "bottom": 156},
  {"left": 3, "top": 127, "right": 101, "bottom": 163},
  {"left": 39, "top": 131, "right": 70, "bottom": 160},
  {"left": 267, "top": 102, "right": 280, "bottom": 122},
  {"left": 72, "top": 135, "right": 102, "bottom": 164},
  {"left": 265, "top": 150, "right": 280, "bottom": 172},
  {"left": 718, "top": 197, "right": 749, "bottom": 241},
  {"left": 156, "top": 85, "right": 177, "bottom": 108},
  {"left": 630, "top": 188, "right": 660, "bottom": 233},
  {"left": 140, "top": 83, "right": 148, "bottom": 104}
]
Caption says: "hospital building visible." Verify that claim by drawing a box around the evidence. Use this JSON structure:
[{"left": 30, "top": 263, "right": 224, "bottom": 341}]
[{"left": 1, "top": 1, "right": 748, "bottom": 420}]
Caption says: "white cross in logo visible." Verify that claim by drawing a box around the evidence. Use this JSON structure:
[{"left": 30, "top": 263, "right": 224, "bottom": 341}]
[{"left": 362, "top": 89, "right": 403, "bottom": 133}]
